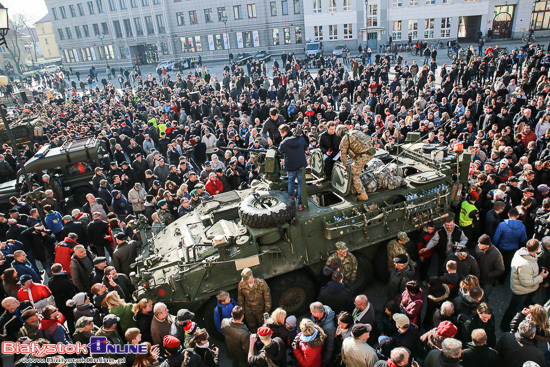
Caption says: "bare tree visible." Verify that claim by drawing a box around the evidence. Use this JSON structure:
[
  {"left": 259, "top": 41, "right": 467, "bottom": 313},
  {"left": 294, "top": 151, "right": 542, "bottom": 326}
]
[{"left": 3, "top": 14, "right": 32, "bottom": 75}]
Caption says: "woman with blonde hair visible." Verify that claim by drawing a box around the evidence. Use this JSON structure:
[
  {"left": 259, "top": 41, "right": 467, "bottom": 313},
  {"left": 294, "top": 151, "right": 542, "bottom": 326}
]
[
  {"left": 105, "top": 290, "right": 136, "bottom": 333},
  {"left": 510, "top": 304, "right": 550, "bottom": 343},
  {"left": 177, "top": 183, "right": 190, "bottom": 200},
  {"left": 133, "top": 298, "right": 154, "bottom": 343},
  {"left": 292, "top": 319, "right": 326, "bottom": 367},
  {"left": 459, "top": 275, "right": 480, "bottom": 297},
  {"left": 264, "top": 307, "right": 290, "bottom": 347}
]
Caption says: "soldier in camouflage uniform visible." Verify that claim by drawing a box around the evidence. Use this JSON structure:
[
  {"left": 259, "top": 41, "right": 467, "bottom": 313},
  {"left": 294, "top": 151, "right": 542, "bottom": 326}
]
[
  {"left": 326, "top": 241, "right": 358, "bottom": 287},
  {"left": 156, "top": 199, "right": 175, "bottom": 225},
  {"left": 386, "top": 232, "right": 413, "bottom": 273},
  {"left": 237, "top": 267, "right": 271, "bottom": 332},
  {"left": 42, "top": 174, "right": 63, "bottom": 204},
  {"left": 336, "top": 125, "right": 375, "bottom": 201}
]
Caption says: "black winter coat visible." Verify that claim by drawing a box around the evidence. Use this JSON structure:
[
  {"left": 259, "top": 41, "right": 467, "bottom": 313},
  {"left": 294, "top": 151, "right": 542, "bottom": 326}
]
[
  {"left": 22, "top": 227, "right": 56, "bottom": 262},
  {"left": 86, "top": 219, "right": 110, "bottom": 247},
  {"left": 60, "top": 220, "right": 87, "bottom": 245},
  {"left": 461, "top": 343, "right": 498, "bottom": 367},
  {"left": 134, "top": 311, "right": 154, "bottom": 343},
  {"left": 496, "top": 332, "right": 545, "bottom": 367}
]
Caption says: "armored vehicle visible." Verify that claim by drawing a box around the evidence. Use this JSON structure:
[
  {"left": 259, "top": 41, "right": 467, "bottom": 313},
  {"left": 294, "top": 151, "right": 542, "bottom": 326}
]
[
  {"left": 0, "top": 114, "right": 48, "bottom": 148},
  {"left": 133, "top": 140, "right": 471, "bottom": 329},
  {"left": 0, "top": 137, "right": 101, "bottom": 211}
]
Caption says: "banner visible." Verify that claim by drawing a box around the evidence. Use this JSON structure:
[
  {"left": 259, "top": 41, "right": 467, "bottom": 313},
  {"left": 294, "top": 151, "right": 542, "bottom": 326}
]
[
  {"left": 91, "top": 48, "right": 97, "bottom": 61},
  {"left": 236, "top": 32, "right": 243, "bottom": 48},
  {"left": 253, "top": 30, "right": 260, "bottom": 47},
  {"left": 208, "top": 35, "right": 215, "bottom": 51},
  {"left": 223, "top": 33, "right": 230, "bottom": 49},
  {"left": 73, "top": 49, "right": 80, "bottom": 62}
]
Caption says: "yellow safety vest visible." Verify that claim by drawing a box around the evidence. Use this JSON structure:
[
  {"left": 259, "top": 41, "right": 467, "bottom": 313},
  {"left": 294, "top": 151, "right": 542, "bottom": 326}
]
[{"left": 459, "top": 201, "right": 476, "bottom": 227}]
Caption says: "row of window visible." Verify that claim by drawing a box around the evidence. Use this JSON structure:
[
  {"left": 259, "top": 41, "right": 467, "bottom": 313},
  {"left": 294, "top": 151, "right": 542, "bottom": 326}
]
[
  {"left": 391, "top": 18, "right": 452, "bottom": 40},
  {"left": 56, "top": 14, "right": 165, "bottom": 41},
  {"left": 313, "top": 0, "right": 351, "bottom": 13},
  {"left": 313, "top": 24, "right": 353, "bottom": 41},
  {"left": 52, "top": 0, "right": 161, "bottom": 20},
  {"left": 392, "top": 0, "right": 476, "bottom": 7}
]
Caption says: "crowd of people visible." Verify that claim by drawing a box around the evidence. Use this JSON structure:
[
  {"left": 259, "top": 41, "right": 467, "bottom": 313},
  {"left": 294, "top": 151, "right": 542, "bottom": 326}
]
[{"left": 0, "top": 37, "right": 550, "bottom": 367}]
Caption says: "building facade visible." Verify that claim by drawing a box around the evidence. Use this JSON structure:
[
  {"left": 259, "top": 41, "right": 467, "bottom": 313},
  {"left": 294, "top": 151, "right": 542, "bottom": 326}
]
[
  {"left": 303, "top": 0, "right": 364, "bottom": 52},
  {"left": 45, "top": 0, "right": 305, "bottom": 68},
  {"left": 35, "top": 14, "right": 61, "bottom": 60}
]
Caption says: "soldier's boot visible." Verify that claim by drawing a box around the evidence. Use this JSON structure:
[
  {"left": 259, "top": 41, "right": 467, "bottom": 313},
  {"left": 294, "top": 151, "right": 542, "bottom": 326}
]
[{"left": 357, "top": 192, "right": 369, "bottom": 201}]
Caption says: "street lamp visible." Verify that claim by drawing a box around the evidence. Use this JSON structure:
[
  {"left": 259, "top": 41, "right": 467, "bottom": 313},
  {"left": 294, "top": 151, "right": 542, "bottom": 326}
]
[
  {"left": 0, "top": 3, "right": 8, "bottom": 47},
  {"left": 220, "top": 15, "right": 229, "bottom": 61},
  {"left": 98, "top": 34, "right": 106, "bottom": 65}
]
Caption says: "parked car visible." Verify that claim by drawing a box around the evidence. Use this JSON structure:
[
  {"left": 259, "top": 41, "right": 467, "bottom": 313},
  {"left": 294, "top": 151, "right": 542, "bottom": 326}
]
[
  {"left": 253, "top": 51, "right": 272, "bottom": 63},
  {"left": 45, "top": 65, "right": 61, "bottom": 73},
  {"left": 332, "top": 45, "right": 346, "bottom": 57},
  {"left": 156, "top": 60, "right": 175, "bottom": 72},
  {"left": 234, "top": 53, "right": 253, "bottom": 65},
  {"left": 174, "top": 58, "right": 191, "bottom": 71}
]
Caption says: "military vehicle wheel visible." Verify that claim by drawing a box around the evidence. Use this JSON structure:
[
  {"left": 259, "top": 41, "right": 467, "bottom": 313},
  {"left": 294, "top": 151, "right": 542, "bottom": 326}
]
[
  {"left": 270, "top": 272, "right": 315, "bottom": 316},
  {"left": 239, "top": 190, "right": 296, "bottom": 228},
  {"left": 373, "top": 245, "right": 390, "bottom": 282},
  {"left": 349, "top": 253, "right": 373, "bottom": 295}
]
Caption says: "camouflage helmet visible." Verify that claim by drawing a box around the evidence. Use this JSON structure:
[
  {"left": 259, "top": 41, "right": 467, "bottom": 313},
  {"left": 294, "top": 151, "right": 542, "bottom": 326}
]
[
  {"left": 335, "top": 241, "right": 348, "bottom": 252},
  {"left": 397, "top": 232, "right": 410, "bottom": 242},
  {"left": 241, "top": 267, "right": 253, "bottom": 281},
  {"left": 335, "top": 124, "right": 348, "bottom": 138}
]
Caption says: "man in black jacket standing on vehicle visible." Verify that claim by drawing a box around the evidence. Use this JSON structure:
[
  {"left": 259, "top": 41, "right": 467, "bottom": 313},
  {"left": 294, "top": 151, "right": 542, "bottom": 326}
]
[
  {"left": 319, "top": 121, "right": 341, "bottom": 179},
  {"left": 278, "top": 124, "right": 308, "bottom": 210}
]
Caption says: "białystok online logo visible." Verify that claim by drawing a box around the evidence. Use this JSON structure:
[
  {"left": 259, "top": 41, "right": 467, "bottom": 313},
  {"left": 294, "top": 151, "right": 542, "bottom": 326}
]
[{"left": 2, "top": 337, "right": 148, "bottom": 355}]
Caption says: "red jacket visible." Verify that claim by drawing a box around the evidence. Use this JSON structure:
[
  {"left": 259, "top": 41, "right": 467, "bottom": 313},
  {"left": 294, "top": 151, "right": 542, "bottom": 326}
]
[
  {"left": 293, "top": 333, "right": 323, "bottom": 367},
  {"left": 55, "top": 238, "right": 78, "bottom": 273},
  {"left": 205, "top": 178, "right": 224, "bottom": 196},
  {"left": 417, "top": 228, "right": 436, "bottom": 258},
  {"left": 17, "top": 282, "right": 52, "bottom": 303},
  {"left": 398, "top": 290, "right": 424, "bottom": 327}
]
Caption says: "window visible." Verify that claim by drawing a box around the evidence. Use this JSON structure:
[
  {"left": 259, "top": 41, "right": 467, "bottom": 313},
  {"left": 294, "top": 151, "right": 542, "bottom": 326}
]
[
  {"left": 243, "top": 31, "right": 253, "bottom": 47},
  {"left": 96, "top": 0, "right": 104, "bottom": 12},
  {"left": 130, "top": 0, "right": 138, "bottom": 7},
  {"left": 119, "top": 47, "right": 127, "bottom": 59},
  {"left": 426, "top": 0, "right": 435, "bottom": 4},
  {"left": 343, "top": 24, "right": 352, "bottom": 39},
  {"left": 58, "top": 29, "right": 65, "bottom": 40},
  {"left": 60, "top": 6, "right": 67, "bottom": 18},
  {"left": 119, "top": 0, "right": 127, "bottom": 9},
  {"left": 108, "top": 0, "right": 116, "bottom": 11},
  {"left": 314, "top": 25, "right": 323, "bottom": 40},
  {"left": 424, "top": 18, "right": 434, "bottom": 38},
  {"left": 343, "top": 0, "right": 351, "bottom": 10},
  {"left": 392, "top": 20, "right": 402, "bottom": 40},
  {"left": 144, "top": 16, "right": 154, "bottom": 34},
  {"left": 295, "top": 26, "right": 303, "bottom": 43},
  {"left": 294, "top": 0, "right": 300, "bottom": 13},
  {"left": 161, "top": 42, "right": 168, "bottom": 54},
  {"left": 64, "top": 49, "right": 76, "bottom": 63},
  {"left": 113, "top": 20, "right": 122, "bottom": 37},
  {"left": 99, "top": 45, "right": 115, "bottom": 60},
  {"left": 410, "top": 0, "right": 418, "bottom": 6},
  {"left": 101, "top": 22, "right": 109, "bottom": 34},
  {"left": 83, "top": 25, "right": 90, "bottom": 37},
  {"left": 134, "top": 18, "right": 143, "bottom": 35},
  {"left": 272, "top": 28, "right": 280, "bottom": 45},
  {"left": 156, "top": 14, "right": 166, "bottom": 33},
  {"left": 270, "top": 2, "right": 277, "bottom": 15},
  {"left": 233, "top": 5, "right": 242, "bottom": 19},
  {"left": 141, "top": 0, "right": 149, "bottom": 5},
  {"left": 81, "top": 47, "right": 93, "bottom": 61},
  {"left": 69, "top": 5, "right": 76, "bottom": 17},
  {"left": 189, "top": 11, "right": 198, "bottom": 24},
  {"left": 181, "top": 36, "right": 202, "bottom": 52},
  {"left": 328, "top": 0, "right": 336, "bottom": 12},
  {"left": 531, "top": 1, "right": 550, "bottom": 30},
  {"left": 367, "top": 5, "right": 377, "bottom": 27},
  {"left": 52, "top": 8, "right": 58, "bottom": 20},
  {"left": 153, "top": 0, "right": 160, "bottom": 4},
  {"left": 87, "top": 1, "right": 94, "bottom": 14},
  {"left": 77, "top": 3, "right": 85, "bottom": 15},
  {"left": 217, "top": 7, "right": 226, "bottom": 20},
  {"left": 204, "top": 8, "right": 213, "bottom": 22},
  {"left": 247, "top": 4, "right": 257, "bottom": 18},
  {"left": 176, "top": 12, "right": 185, "bottom": 26},
  {"left": 313, "top": 0, "right": 321, "bottom": 13},
  {"left": 123, "top": 19, "right": 132, "bottom": 36},
  {"left": 284, "top": 27, "right": 291, "bottom": 44},
  {"left": 75, "top": 26, "right": 82, "bottom": 38},
  {"left": 441, "top": 17, "right": 451, "bottom": 37},
  {"left": 65, "top": 27, "right": 72, "bottom": 39},
  {"left": 329, "top": 24, "right": 338, "bottom": 40},
  {"left": 45, "top": 38, "right": 49, "bottom": 44},
  {"left": 93, "top": 23, "right": 100, "bottom": 36},
  {"left": 213, "top": 34, "right": 225, "bottom": 50},
  {"left": 282, "top": 0, "right": 288, "bottom": 14},
  {"left": 408, "top": 19, "right": 418, "bottom": 39},
  {"left": 393, "top": 0, "right": 402, "bottom": 7}
]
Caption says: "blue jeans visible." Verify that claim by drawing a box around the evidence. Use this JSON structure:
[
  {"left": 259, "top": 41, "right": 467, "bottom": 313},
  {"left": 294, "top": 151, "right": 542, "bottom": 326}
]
[{"left": 287, "top": 170, "right": 302, "bottom": 205}]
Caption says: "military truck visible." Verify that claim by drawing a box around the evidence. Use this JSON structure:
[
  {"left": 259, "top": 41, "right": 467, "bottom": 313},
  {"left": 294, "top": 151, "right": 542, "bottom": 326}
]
[
  {"left": 132, "top": 141, "right": 471, "bottom": 330},
  {"left": 0, "top": 114, "right": 48, "bottom": 148},
  {"left": 0, "top": 138, "right": 100, "bottom": 211}
]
